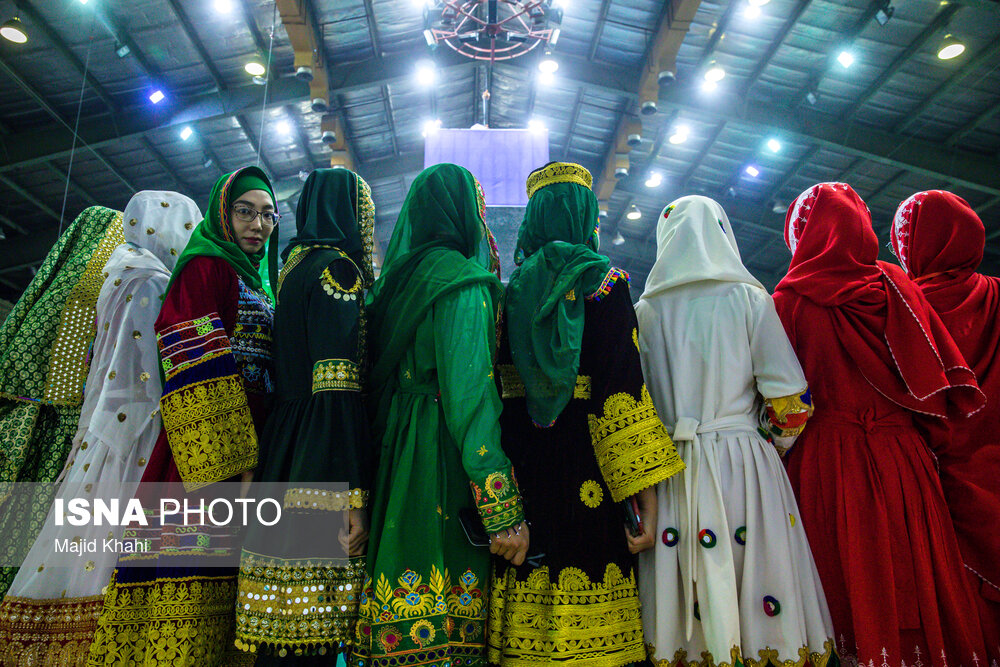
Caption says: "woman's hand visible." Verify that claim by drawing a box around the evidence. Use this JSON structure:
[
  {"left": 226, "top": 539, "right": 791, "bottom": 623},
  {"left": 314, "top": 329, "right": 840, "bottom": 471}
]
[
  {"left": 339, "top": 508, "right": 370, "bottom": 557},
  {"left": 489, "top": 521, "right": 530, "bottom": 566},
  {"left": 625, "top": 486, "right": 658, "bottom": 554}
]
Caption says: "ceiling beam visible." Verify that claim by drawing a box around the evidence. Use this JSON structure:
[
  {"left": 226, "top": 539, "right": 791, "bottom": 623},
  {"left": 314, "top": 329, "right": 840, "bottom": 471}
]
[
  {"left": 588, "top": 0, "right": 614, "bottom": 62},
  {"left": 0, "top": 175, "right": 60, "bottom": 222},
  {"left": 235, "top": 115, "right": 280, "bottom": 179},
  {"left": 742, "top": 0, "right": 813, "bottom": 96},
  {"left": 41, "top": 162, "right": 98, "bottom": 207}
]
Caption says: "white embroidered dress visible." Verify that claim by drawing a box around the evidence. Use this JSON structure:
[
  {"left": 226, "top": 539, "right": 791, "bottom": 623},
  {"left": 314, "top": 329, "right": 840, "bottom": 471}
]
[
  {"left": 0, "top": 191, "right": 200, "bottom": 664},
  {"left": 634, "top": 196, "right": 835, "bottom": 667}
]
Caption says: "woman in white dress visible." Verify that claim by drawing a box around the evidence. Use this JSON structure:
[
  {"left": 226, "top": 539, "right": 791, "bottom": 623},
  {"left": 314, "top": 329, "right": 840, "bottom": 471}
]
[
  {"left": 634, "top": 195, "right": 835, "bottom": 667},
  {"left": 0, "top": 191, "right": 199, "bottom": 666}
]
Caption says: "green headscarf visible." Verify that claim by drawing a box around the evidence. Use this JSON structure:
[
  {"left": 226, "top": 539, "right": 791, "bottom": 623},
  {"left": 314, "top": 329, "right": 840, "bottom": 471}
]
[
  {"left": 366, "top": 163, "right": 502, "bottom": 409},
  {"left": 505, "top": 162, "right": 610, "bottom": 427},
  {"left": 168, "top": 166, "right": 275, "bottom": 294},
  {"left": 272, "top": 168, "right": 375, "bottom": 293}
]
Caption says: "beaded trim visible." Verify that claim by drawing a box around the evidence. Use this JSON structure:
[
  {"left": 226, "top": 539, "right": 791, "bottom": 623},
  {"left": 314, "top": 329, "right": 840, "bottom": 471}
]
[
  {"left": 283, "top": 487, "right": 368, "bottom": 511},
  {"left": 587, "top": 267, "right": 630, "bottom": 302},
  {"left": 526, "top": 162, "right": 593, "bottom": 199}
]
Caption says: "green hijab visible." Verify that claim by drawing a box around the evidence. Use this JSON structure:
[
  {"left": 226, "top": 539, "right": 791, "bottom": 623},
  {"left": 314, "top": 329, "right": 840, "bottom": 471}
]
[
  {"left": 505, "top": 162, "right": 610, "bottom": 427},
  {"left": 273, "top": 168, "right": 375, "bottom": 291},
  {"left": 367, "top": 163, "right": 502, "bottom": 408},
  {"left": 168, "top": 166, "right": 275, "bottom": 295}
]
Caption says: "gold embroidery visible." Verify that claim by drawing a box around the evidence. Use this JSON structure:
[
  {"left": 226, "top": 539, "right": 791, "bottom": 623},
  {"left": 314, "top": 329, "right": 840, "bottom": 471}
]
[
  {"left": 486, "top": 563, "right": 645, "bottom": 666},
  {"left": 235, "top": 552, "right": 365, "bottom": 654},
  {"left": 579, "top": 479, "right": 604, "bottom": 508},
  {"left": 43, "top": 213, "right": 124, "bottom": 404},
  {"left": 587, "top": 386, "right": 685, "bottom": 502},
  {"left": 0, "top": 595, "right": 104, "bottom": 666},
  {"left": 85, "top": 572, "right": 241, "bottom": 666},
  {"left": 632, "top": 328, "right": 639, "bottom": 352},
  {"left": 477, "top": 445, "right": 488, "bottom": 457},
  {"left": 159, "top": 374, "right": 258, "bottom": 491},
  {"left": 526, "top": 162, "right": 593, "bottom": 199},
  {"left": 312, "top": 359, "right": 361, "bottom": 393},
  {"left": 497, "top": 364, "right": 591, "bottom": 400},
  {"left": 645, "top": 639, "right": 836, "bottom": 667},
  {"left": 765, "top": 390, "right": 813, "bottom": 438},
  {"left": 565, "top": 289, "right": 576, "bottom": 301},
  {"left": 322, "top": 266, "right": 362, "bottom": 297},
  {"left": 276, "top": 244, "right": 312, "bottom": 303},
  {"left": 283, "top": 487, "right": 368, "bottom": 511}
]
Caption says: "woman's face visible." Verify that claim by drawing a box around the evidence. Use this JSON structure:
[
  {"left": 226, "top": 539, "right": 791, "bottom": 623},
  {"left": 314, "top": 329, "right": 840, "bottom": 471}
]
[{"left": 230, "top": 189, "right": 276, "bottom": 254}]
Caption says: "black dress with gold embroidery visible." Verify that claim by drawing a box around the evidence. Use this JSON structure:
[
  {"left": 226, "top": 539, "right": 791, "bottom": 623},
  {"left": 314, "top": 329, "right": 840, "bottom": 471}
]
[
  {"left": 235, "top": 247, "right": 374, "bottom": 662},
  {"left": 487, "top": 269, "right": 685, "bottom": 667}
]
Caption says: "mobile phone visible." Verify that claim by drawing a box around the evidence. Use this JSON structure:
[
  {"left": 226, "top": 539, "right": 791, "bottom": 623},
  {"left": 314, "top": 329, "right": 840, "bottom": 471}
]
[
  {"left": 623, "top": 496, "right": 643, "bottom": 537},
  {"left": 458, "top": 508, "right": 545, "bottom": 565}
]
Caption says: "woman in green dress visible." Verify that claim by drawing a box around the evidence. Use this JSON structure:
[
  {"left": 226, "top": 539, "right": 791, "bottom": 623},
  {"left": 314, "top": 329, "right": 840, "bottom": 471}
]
[
  {"left": 353, "top": 163, "right": 528, "bottom": 667},
  {"left": 235, "top": 168, "right": 377, "bottom": 662},
  {"left": 0, "top": 206, "right": 125, "bottom": 597}
]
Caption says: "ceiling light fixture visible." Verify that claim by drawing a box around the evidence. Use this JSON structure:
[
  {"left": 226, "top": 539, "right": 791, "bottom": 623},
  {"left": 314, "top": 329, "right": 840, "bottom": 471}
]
[
  {"left": 214, "top": 0, "right": 233, "bottom": 13},
  {"left": 115, "top": 42, "right": 131, "bottom": 58},
  {"left": 415, "top": 59, "right": 437, "bottom": 85},
  {"left": 276, "top": 120, "right": 292, "bottom": 136},
  {"left": 422, "top": 118, "right": 442, "bottom": 137},
  {"left": 612, "top": 232, "right": 625, "bottom": 246},
  {"left": 1, "top": 17, "right": 28, "bottom": 44},
  {"left": 701, "top": 80, "right": 718, "bottom": 92},
  {"left": 745, "top": 4, "right": 762, "bottom": 18},
  {"left": 837, "top": 50, "right": 855, "bottom": 68},
  {"left": 745, "top": 165, "right": 760, "bottom": 178},
  {"left": 645, "top": 172, "right": 663, "bottom": 188},
  {"left": 148, "top": 90, "right": 165, "bottom": 104},
  {"left": 766, "top": 138, "right": 781, "bottom": 152},
  {"left": 626, "top": 204, "right": 641, "bottom": 221},
  {"left": 937, "top": 34, "right": 965, "bottom": 59},
  {"left": 669, "top": 124, "right": 690, "bottom": 144},
  {"left": 538, "top": 55, "right": 559, "bottom": 74},
  {"left": 528, "top": 118, "right": 546, "bottom": 133},
  {"left": 245, "top": 61, "right": 266, "bottom": 77},
  {"left": 179, "top": 126, "right": 193, "bottom": 141},
  {"left": 875, "top": 1, "right": 894, "bottom": 26},
  {"left": 748, "top": 0, "right": 770, "bottom": 5},
  {"left": 538, "top": 70, "right": 555, "bottom": 85},
  {"left": 704, "top": 62, "right": 726, "bottom": 82}
]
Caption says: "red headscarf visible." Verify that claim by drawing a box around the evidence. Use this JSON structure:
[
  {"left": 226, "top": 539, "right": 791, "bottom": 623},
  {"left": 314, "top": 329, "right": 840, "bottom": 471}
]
[
  {"left": 891, "top": 190, "right": 1000, "bottom": 392},
  {"left": 775, "top": 182, "right": 983, "bottom": 419}
]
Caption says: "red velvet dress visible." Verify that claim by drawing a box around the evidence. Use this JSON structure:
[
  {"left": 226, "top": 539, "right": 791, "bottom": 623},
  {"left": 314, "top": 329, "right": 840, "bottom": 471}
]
[
  {"left": 892, "top": 190, "right": 1000, "bottom": 659},
  {"left": 773, "top": 183, "right": 987, "bottom": 667}
]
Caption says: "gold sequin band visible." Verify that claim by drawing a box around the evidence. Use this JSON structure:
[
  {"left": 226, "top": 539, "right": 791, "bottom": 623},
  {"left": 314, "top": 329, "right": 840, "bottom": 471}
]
[
  {"left": 587, "top": 385, "right": 686, "bottom": 503},
  {"left": 235, "top": 551, "right": 365, "bottom": 656},
  {"left": 496, "top": 364, "right": 591, "bottom": 400},
  {"left": 283, "top": 487, "right": 368, "bottom": 511},
  {"left": 0, "top": 595, "right": 104, "bottom": 667},
  {"left": 312, "top": 359, "right": 361, "bottom": 394},
  {"left": 526, "top": 162, "right": 593, "bottom": 199}
]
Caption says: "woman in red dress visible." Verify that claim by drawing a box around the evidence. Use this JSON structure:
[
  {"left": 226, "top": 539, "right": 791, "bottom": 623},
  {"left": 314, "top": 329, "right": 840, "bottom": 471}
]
[
  {"left": 891, "top": 190, "right": 1000, "bottom": 659},
  {"left": 772, "top": 182, "right": 987, "bottom": 666}
]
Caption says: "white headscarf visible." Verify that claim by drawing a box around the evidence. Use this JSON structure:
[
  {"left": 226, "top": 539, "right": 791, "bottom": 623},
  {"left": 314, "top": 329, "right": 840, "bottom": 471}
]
[
  {"left": 638, "top": 195, "right": 764, "bottom": 302},
  {"left": 76, "top": 190, "right": 200, "bottom": 462}
]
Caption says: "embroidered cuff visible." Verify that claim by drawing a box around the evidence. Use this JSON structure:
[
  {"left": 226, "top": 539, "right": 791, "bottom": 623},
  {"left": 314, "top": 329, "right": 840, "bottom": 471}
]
[
  {"left": 469, "top": 466, "right": 524, "bottom": 534},
  {"left": 158, "top": 314, "right": 231, "bottom": 384},
  {"left": 765, "top": 389, "right": 813, "bottom": 438},
  {"left": 160, "top": 374, "right": 258, "bottom": 491},
  {"left": 587, "top": 385, "right": 686, "bottom": 503},
  {"left": 312, "top": 359, "right": 361, "bottom": 393},
  {"left": 283, "top": 487, "right": 368, "bottom": 511}
]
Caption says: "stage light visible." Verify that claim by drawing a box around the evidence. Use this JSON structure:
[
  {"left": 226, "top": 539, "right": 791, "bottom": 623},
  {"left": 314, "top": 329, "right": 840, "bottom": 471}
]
[
  {"left": 626, "top": 205, "right": 641, "bottom": 221},
  {"left": 416, "top": 59, "right": 437, "bottom": 85},
  {"left": 538, "top": 57, "right": 559, "bottom": 74},
  {"left": 766, "top": 138, "right": 781, "bottom": 153},
  {"left": 644, "top": 172, "right": 663, "bottom": 188},
  {"left": 837, "top": 51, "right": 854, "bottom": 68},
  {"left": 745, "top": 165, "right": 760, "bottom": 178},
  {"left": 705, "top": 62, "right": 726, "bottom": 82},
  {"left": 245, "top": 61, "right": 266, "bottom": 77},
  {"left": 937, "top": 34, "right": 965, "bottom": 59},
  {"left": 669, "top": 125, "right": 690, "bottom": 144},
  {"left": 422, "top": 118, "right": 442, "bottom": 137},
  {"left": 179, "top": 126, "right": 193, "bottom": 141},
  {"left": 149, "top": 90, "right": 165, "bottom": 104},
  {"left": 1, "top": 18, "right": 28, "bottom": 43}
]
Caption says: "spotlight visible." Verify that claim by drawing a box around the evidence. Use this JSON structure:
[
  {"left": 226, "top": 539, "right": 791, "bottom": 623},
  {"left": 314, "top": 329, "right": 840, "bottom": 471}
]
[
  {"left": 704, "top": 62, "right": 726, "bottom": 83},
  {"left": 771, "top": 201, "right": 785, "bottom": 214},
  {"left": 528, "top": 118, "right": 546, "bottom": 133},
  {"left": 423, "top": 29, "right": 435, "bottom": 46},
  {"left": 214, "top": 0, "right": 233, "bottom": 13},
  {"left": 937, "top": 34, "right": 965, "bottom": 59},
  {"left": 875, "top": 1, "right": 894, "bottom": 26},
  {"left": 641, "top": 101, "right": 657, "bottom": 115},
  {"left": 416, "top": 59, "right": 437, "bottom": 85},
  {"left": 538, "top": 55, "right": 559, "bottom": 74},
  {"left": 626, "top": 205, "right": 641, "bottom": 221},
  {"left": 422, "top": 118, "right": 442, "bottom": 137},
  {"left": 321, "top": 130, "right": 337, "bottom": 144},
  {"left": 538, "top": 70, "right": 555, "bottom": 86},
  {"left": 295, "top": 66, "right": 314, "bottom": 82},
  {"left": 148, "top": 90, "right": 165, "bottom": 104},
  {"left": 115, "top": 42, "right": 131, "bottom": 58},
  {"left": 745, "top": 165, "right": 760, "bottom": 178},
  {"left": 179, "top": 126, "right": 193, "bottom": 141},
  {"left": 614, "top": 165, "right": 629, "bottom": 179},
  {"left": 612, "top": 233, "right": 625, "bottom": 246},
  {"left": 276, "top": 120, "right": 292, "bottom": 136},
  {"left": 1, "top": 17, "right": 28, "bottom": 44},
  {"left": 837, "top": 50, "right": 854, "bottom": 68},
  {"left": 657, "top": 70, "right": 676, "bottom": 86},
  {"left": 766, "top": 138, "right": 781, "bottom": 153},
  {"left": 627, "top": 132, "right": 642, "bottom": 147},
  {"left": 311, "top": 98, "right": 329, "bottom": 113},
  {"left": 644, "top": 172, "right": 663, "bottom": 188},
  {"left": 669, "top": 125, "right": 689, "bottom": 144},
  {"left": 245, "top": 61, "right": 266, "bottom": 77}
]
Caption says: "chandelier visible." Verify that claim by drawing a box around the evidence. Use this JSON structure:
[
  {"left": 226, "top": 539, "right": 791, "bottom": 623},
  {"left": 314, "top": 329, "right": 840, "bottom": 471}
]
[{"left": 423, "top": 0, "right": 563, "bottom": 62}]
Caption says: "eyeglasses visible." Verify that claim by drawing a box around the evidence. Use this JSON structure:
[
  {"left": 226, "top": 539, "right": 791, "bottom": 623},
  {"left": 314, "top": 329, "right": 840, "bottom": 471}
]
[{"left": 232, "top": 205, "right": 280, "bottom": 227}]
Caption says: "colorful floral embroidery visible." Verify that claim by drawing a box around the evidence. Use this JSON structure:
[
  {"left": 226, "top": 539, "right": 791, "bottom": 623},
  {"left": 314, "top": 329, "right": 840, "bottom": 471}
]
[
  {"left": 587, "top": 267, "right": 630, "bottom": 302},
  {"left": 469, "top": 466, "right": 524, "bottom": 534},
  {"left": 765, "top": 389, "right": 813, "bottom": 439},
  {"left": 587, "top": 385, "right": 685, "bottom": 502},
  {"left": 232, "top": 279, "right": 274, "bottom": 396}
]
